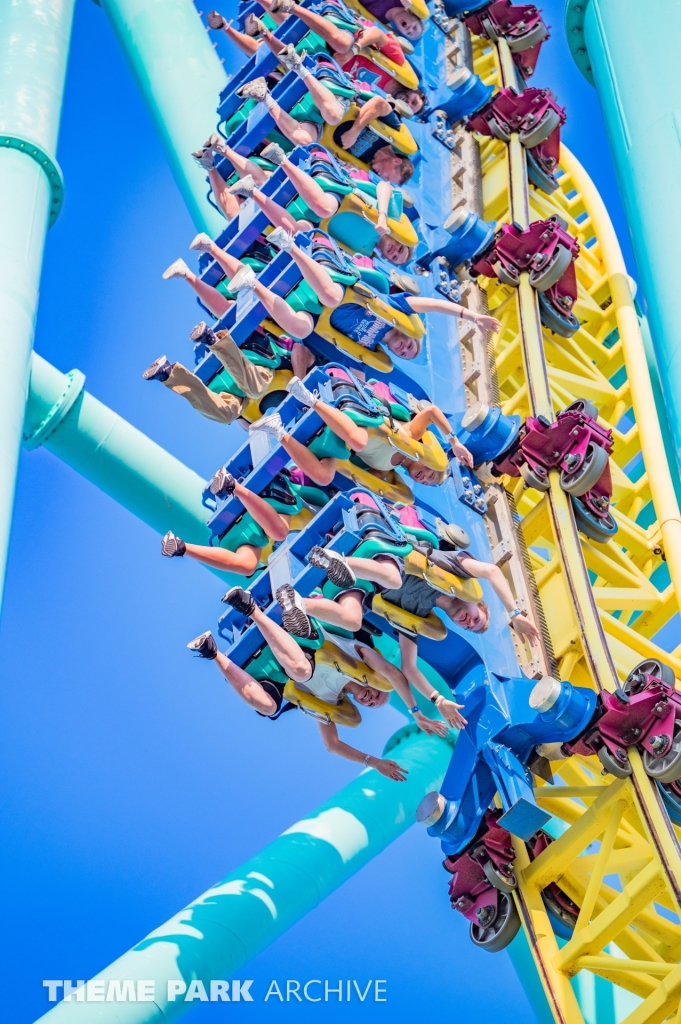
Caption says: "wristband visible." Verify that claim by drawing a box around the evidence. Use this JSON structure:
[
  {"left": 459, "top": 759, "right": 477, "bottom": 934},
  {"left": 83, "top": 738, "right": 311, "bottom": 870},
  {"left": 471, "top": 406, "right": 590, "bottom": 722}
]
[
  {"left": 508, "top": 608, "right": 522, "bottom": 621},
  {"left": 429, "top": 692, "right": 443, "bottom": 705},
  {"left": 363, "top": 753, "right": 371, "bottom": 767},
  {"left": 407, "top": 704, "right": 420, "bottom": 716}
]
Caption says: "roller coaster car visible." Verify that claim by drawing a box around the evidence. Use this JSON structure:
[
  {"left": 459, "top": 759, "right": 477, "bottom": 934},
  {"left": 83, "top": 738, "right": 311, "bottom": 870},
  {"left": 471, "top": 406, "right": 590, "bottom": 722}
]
[
  {"left": 283, "top": 679, "right": 362, "bottom": 726},
  {"left": 404, "top": 549, "right": 483, "bottom": 601},
  {"left": 372, "top": 592, "right": 448, "bottom": 639},
  {"left": 463, "top": 1, "right": 549, "bottom": 79},
  {"left": 563, "top": 658, "right": 681, "bottom": 783},
  {"left": 341, "top": 48, "right": 420, "bottom": 93},
  {"left": 336, "top": 459, "right": 415, "bottom": 503},
  {"left": 491, "top": 399, "right": 617, "bottom": 543},
  {"left": 315, "top": 283, "right": 424, "bottom": 372},
  {"left": 314, "top": 638, "right": 394, "bottom": 690},
  {"left": 322, "top": 191, "right": 419, "bottom": 256},
  {"left": 319, "top": 107, "right": 418, "bottom": 175},
  {"left": 472, "top": 216, "right": 581, "bottom": 336}
]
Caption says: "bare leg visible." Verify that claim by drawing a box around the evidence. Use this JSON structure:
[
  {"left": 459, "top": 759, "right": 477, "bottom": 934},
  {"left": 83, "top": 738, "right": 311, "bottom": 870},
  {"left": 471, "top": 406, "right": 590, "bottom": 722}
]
[
  {"left": 291, "top": 342, "right": 316, "bottom": 378},
  {"left": 256, "top": 0, "right": 287, "bottom": 25},
  {"left": 289, "top": 243, "right": 344, "bottom": 307},
  {"left": 254, "top": 282, "right": 315, "bottom": 338},
  {"left": 281, "top": 158, "right": 341, "bottom": 218},
  {"left": 222, "top": 144, "right": 269, "bottom": 186},
  {"left": 250, "top": 606, "right": 313, "bottom": 681},
  {"left": 347, "top": 555, "right": 403, "bottom": 589},
  {"left": 253, "top": 189, "right": 308, "bottom": 234},
  {"left": 184, "top": 542, "right": 261, "bottom": 575},
  {"left": 312, "top": 399, "right": 369, "bottom": 450},
  {"left": 208, "top": 167, "right": 241, "bottom": 220},
  {"left": 286, "top": 4, "right": 354, "bottom": 51},
  {"left": 304, "top": 591, "right": 364, "bottom": 631},
  {"left": 184, "top": 270, "right": 232, "bottom": 319},
  {"left": 266, "top": 99, "right": 319, "bottom": 147},
  {"left": 214, "top": 652, "right": 279, "bottom": 715},
  {"left": 301, "top": 74, "right": 348, "bottom": 126},
  {"left": 222, "top": 23, "right": 261, "bottom": 55},
  {"left": 234, "top": 481, "right": 289, "bottom": 542},
  {"left": 280, "top": 431, "right": 337, "bottom": 486}
]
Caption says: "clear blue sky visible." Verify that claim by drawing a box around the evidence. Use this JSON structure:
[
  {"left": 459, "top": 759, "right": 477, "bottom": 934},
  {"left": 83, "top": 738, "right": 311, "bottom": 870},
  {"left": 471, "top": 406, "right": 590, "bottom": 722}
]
[{"left": 0, "top": 1, "right": 634, "bottom": 1021}]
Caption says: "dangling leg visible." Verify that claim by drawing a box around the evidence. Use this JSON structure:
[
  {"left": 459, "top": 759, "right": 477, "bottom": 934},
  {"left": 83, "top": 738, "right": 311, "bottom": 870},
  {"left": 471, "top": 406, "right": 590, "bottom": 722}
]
[
  {"left": 306, "top": 399, "right": 369, "bottom": 450},
  {"left": 184, "top": 542, "right": 261, "bottom": 575},
  {"left": 214, "top": 652, "right": 280, "bottom": 715},
  {"left": 288, "top": 243, "right": 345, "bottom": 307},
  {"left": 234, "top": 482, "right": 290, "bottom": 542},
  {"left": 208, "top": 166, "right": 241, "bottom": 220},
  {"left": 347, "top": 555, "right": 403, "bottom": 589},
  {"left": 253, "top": 188, "right": 310, "bottom": 234},
  {"left": 162, "top": 259, "right": 232, "bottom": 319},
  {"left": 304, "top": 591, "right": 364, "bottom": 631},
  {"left": 264, "top": 149, "right": 342, "bottom": 218},
  {"left": 250, "top": 606, "right": 313, "bottom": 681},
  {"left": 280, "top": 431, "right": 338, "bottom": 486}
]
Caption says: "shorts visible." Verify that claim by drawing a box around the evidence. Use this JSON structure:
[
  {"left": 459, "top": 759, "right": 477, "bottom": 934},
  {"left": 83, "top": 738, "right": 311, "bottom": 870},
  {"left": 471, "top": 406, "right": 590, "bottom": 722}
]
[{"left": 255, "top": 680, "right": 295, "bottom": 720}]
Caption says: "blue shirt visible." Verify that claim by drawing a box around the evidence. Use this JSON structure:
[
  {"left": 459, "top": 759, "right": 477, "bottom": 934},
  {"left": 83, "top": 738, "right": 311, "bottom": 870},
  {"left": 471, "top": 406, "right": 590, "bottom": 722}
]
[{"left": 328, "top": 292, "right": 416, "bottom": 348}]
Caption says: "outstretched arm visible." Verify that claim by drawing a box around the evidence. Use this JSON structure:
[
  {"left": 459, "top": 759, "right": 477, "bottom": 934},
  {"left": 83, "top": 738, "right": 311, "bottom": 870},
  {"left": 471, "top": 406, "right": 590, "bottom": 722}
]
[
  {"left": 405, "top": 403, "right": 473, "bottom": 468},
  {"left": 457, "top": 555, "right": 541, "bottom": 647},
  {"left": 406, "top": 296, "right": 501, "bottom": 333},
  {"left": 398, "top": 634, "right": 468, "bottom": 729},
  {"left": 317, "top": 722, "right": 408, "bottom": 780}
]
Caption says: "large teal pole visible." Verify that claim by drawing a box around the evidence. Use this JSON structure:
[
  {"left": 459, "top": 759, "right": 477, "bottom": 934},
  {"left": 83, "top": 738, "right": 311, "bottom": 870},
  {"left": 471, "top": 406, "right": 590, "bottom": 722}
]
[
  {"left": 98, "top": 0, "right": 229, "bottom": 236},
  {"left": 34, "top": 726, "right": 451, "bottom": 1023},
  {"left": 24, "top": 354, "right": 212, "bottom": 545},
  {"left": 565, "top": 0, "right": 681, "bottom": 475},
  {"left": 0, "top": 0, "right": 75, "bottom": 612}
]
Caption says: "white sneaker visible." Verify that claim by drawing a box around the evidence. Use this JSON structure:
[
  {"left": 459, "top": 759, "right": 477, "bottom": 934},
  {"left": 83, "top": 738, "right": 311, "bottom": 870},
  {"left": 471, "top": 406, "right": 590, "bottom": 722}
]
[
  {"left": 237, "top": 77, "right": 269, "bottom": 102},
  {"left": 286, "top": 376, "right": 318, "bottom": 407},
  {"left": 244, "top": 13, "right": 266, "bottom": 36},
  {"left": 207, "top": 132, "right": 228, "bottom": 155},
  {"left": 249, "top": 411, "right": 285, "bottom": 441},
  {"left": 189, "top": 232, "right": 214, "bottom": 253},
  {"left": 260, "top": 142, "right": 287, "bottom": 166},
  {"left": 162, "top": 258, "right": 189, "bottom": 280},
  {"left": 268, "top": 225, "right": 296, "bottom": 252},
  {"left": 228, "top": 174, "right": 255, "bottom": 198},
  {"left": 191, "top": 148, "right": 215, "bottom": 169},
  {"left": 229, "top": 265, "right": 257, "bottom": 293},
  {"left": 276, "top": 584, "right": 312, "bottom": 638}
]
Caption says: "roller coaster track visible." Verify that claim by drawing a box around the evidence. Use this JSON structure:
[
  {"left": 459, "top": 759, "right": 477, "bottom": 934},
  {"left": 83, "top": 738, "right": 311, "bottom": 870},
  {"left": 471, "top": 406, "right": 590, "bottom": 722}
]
[{"left": 443, "top": 21, "right": 681, "bottom": 1024}]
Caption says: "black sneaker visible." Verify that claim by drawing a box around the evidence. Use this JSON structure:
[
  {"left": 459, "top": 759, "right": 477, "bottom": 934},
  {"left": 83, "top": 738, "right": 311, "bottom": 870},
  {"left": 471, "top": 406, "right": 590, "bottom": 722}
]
[
  {"left": 190, "top": 321, "right": 218, "bottom": 346},
  {"left": 276, "top": 584, "right": 312, "bottom": 637},
  {"left": 143, "top": 355, "right": 173, "bottom": 382},
  {"left": 161, "top": 531, "right": 186, "bottom": 557},
  {"left": 308, "top": 546, "right": 356, "bottom": 589},
  {"left": 187, "top": 631, "right": 218, "bottom": 659},
  {"left": 209, "top": 467, "right": 236, "bottom": 499},
  {"left": 221, "top": 586, "right": 256, "bottom": 616}
]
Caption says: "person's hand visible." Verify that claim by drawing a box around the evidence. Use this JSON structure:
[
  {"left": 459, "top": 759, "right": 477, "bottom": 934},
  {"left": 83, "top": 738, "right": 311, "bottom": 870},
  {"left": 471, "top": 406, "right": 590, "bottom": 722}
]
[
  {"left": 438, "top": 698, "right": 468, "bottom": 730},
  {"left": 371, "top": 757, "right": 409, "bottom": 781},
  {"left": 340, "top": 128, "right": 359, "bottom": 149},
  {"left": 512, "top": 613, "right": 541, "bottom": 647},
  {"left": 450, "top": 437, "right": 474, "bottom": 468},
  {"left": 376, "top": 213, "right": 389, "bottom": 237},
  {"left": 474, "top": 313, "right": 501, "bottom": 333},
  {"left": 414, "top": 710, "right": 449, "bottom": 737}
]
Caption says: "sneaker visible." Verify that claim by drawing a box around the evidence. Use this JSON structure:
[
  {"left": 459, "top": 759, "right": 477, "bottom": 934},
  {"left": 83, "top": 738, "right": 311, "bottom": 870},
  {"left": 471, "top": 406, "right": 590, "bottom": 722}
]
[
  {"left": 237, "top": 77, "right": 269, "bottom": 102},
  {"left": 267, "top": 225, "right": 296, "bottom": 252},
  {"left": 276, "top": 584, "right": 312, "bottom": 637},
  {"left": 249, "top": 411, "right": 286, "bottom": 441},
  {"left": 143, "top": 355, "right": 173, "bottom": 382},
  {"left": 278, "top": 43, "right": 304, "bottom": 72},
  {"left": 162, "top": 258, "right": 189, "bottom": 280},
  {"left": 228, "top": 174, "right": 256, "bottom": 199},
  {"left": 229, "top": 264, "right": 257, "bottom": 293},
  {"left": 271, "top": 0, "right": 296, "bottom": 11},
  {"left": 206, "top": 132, "right": 228, "bottom": 155},
  {"left": 189, "top": 232, "right": 214, "bottom": 253},
  {"left": 308, "top": 546, "right": 356, "bottom": 589},
  {"left": 161, "top": 531, "right": 186, "bottom": 557},
  {"left": 221, "top": 586, "right": 256, "bottom": 616},
  {"left": 191, "top": 148, "right": 215, "bottom": 170},
  {"left": 286, "top": 376, "right": 318, "bottom": 407},
  {"left": 244, "top": 13, "right": 266, "bottom": 36},
  {"left": 260, "top": 142, "right": 287, "bottom": 166},
  {"left": 189, "top": 320, "right": 218, "bottom": 346},
  {"left": 209, "top": 466, "right": 236, "bottom": 498},
  {"left": 187, "top": 631, "right": 218, "bottom": 659},
  {"left": 206, "top": 10, "right": 228, "bottom": 29}
]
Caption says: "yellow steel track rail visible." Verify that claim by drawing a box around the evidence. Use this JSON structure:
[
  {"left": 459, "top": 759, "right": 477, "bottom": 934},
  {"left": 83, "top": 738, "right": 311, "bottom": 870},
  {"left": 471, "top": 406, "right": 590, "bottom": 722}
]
[{"left": 462, "top": 29, "right": 681, "bottom": 1024}]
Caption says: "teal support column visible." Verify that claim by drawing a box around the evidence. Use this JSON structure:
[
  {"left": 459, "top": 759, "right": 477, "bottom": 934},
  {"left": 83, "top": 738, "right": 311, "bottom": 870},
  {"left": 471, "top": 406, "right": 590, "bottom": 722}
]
[
  {"left": 24, "top": 354, "right": 212, "bottom": 545},
  {"left": 34, "top": 726, "right": 451, "bottom": 1022},
  {"left": 0, "top": 0, "right": 75, "bottom": 613},
  {"left": 99, "top": 0, "right": 229, "bottom": 236},
  {"left": 565, "top": 0, "right": 681, "bottom": 477}
]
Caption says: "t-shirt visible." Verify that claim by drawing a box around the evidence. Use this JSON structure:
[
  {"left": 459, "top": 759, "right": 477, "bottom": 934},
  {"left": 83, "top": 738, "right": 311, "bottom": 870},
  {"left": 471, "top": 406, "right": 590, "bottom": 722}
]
[
  {"left": 380, "top": 550, "right": 476, "bottom": 617},
  {"left": 328, "top": 291, "right": 414, "bottom": 348},
  {"left": 360, "top": 0, "right": 401, "bottom": 24}
]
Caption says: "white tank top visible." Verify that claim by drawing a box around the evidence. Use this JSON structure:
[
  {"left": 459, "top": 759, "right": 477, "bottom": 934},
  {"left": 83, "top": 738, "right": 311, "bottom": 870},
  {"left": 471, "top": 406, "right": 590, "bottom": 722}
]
[
  {"left": 297, "top": 630, "right": 368, "bottom": 704},
  {"left": 359, "top": 433, "right": 398, "bottom": 473}
]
